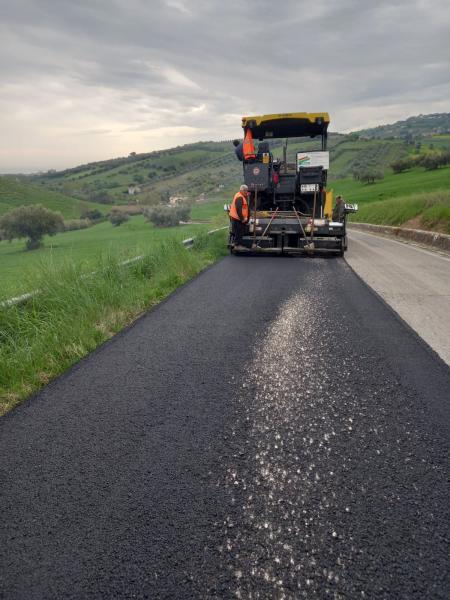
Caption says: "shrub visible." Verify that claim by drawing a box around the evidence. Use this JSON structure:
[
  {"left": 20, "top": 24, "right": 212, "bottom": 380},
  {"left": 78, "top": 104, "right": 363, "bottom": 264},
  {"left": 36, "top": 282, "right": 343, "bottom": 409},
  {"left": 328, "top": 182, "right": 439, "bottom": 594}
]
[
  {"left": 64, "top": 219, "right": 92, "bottom": 232},
  {"left": 81, "top": 208, "right": 103, "bottom": 221},
  {"left": 109, "top": 209, "right": 130, "bottom": 226},
  {"left": 0, "top": 204, "right": 64, "bottom": 250},
  {"left": 89, "top": 191, "right": 114, "bottom": 204},
  {"left": 143, "top": 204, "right": 191, "bottom": 227}
]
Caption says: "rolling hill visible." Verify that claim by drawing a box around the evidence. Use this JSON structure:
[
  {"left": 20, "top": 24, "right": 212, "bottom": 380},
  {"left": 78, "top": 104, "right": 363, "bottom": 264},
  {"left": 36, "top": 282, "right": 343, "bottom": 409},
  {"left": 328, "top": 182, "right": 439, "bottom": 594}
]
[
  {"left": 24, "top": 134, "right": 412, "bottom": 202},
  {"left": 0, "top": 176, "right": 107, "bottom": 218},
  {"left": 356, "top": 113, "right": 450, "bottom": 140},
  {"left": 3, "top": 113, "right": 449, "bottom": 224}
]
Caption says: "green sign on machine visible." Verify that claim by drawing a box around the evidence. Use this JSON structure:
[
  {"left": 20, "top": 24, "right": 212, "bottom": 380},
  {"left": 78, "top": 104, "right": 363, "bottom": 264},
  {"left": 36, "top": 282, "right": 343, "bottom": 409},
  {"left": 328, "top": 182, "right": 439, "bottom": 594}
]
[{"left": 297, "top": 151, "right": 330, "bottom": 170}]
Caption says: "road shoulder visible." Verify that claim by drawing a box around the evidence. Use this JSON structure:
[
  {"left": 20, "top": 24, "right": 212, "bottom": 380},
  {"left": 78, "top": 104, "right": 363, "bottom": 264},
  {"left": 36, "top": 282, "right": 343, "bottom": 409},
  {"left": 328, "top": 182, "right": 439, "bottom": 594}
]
[{"left": 346, "top": 229, "right": 450, "bottom": 365}]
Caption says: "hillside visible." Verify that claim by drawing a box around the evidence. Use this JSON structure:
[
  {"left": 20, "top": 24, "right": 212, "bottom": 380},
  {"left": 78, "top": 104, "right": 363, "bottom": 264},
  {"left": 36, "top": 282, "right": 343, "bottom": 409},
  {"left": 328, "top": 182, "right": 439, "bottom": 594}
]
[
  {"left": 25, "top": 134, "right": 412, "bottom": 202},
  {"left": 8, "top": 113, "right": 449, "bottom": 219},
  {"left": 27, "top": 142, "right": 237, "bottom": 204},
  {"left": 0, "top": 176, "right": 107, "bottom": 218},
  {"left": 356, "top": 113, "right": 450, "bottom": 140},
  {"left": 338, "top": 164, "right": 450, "bottom": 234}
]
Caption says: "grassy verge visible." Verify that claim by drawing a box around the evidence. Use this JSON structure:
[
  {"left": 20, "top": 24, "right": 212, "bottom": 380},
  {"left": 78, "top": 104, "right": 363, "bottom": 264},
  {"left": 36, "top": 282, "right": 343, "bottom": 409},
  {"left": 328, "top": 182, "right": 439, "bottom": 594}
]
[
  {"left": 333, "top": 164, "right": 450, "bottom": 204},
  {"left": 349, "top": 190, "right": 450, "bottom": 233},
  {"left": 0, "top": 215, "right": 219, "bottom": 301},
  {"left": 0, "top": 230, "right": 227, "bottom": 415}
]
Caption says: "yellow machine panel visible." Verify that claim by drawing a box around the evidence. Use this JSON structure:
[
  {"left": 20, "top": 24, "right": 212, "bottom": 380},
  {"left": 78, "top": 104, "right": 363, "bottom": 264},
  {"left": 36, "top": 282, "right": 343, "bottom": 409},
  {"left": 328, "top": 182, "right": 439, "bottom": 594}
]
[
  {"left": 241, "top": 112, "right": 330, "bottom": 139},
  {"left": 324, "top": 189, "right": 334, "bottom": 219}
]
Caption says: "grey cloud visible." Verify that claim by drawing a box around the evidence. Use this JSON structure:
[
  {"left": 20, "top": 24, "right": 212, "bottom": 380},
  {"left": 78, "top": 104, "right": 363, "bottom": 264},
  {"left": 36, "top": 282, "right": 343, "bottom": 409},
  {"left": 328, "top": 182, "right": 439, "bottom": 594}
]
[{"left": 0, "top": 0, "right": 449, "bottom": 170}]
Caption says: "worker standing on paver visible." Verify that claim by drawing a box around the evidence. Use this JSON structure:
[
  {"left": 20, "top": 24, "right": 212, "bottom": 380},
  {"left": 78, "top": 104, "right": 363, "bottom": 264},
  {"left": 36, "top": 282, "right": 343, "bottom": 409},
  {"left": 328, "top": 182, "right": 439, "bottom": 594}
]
[
  {"left": 229, "top": 184, "right": 250, "bottom": 250},
  {"left": 332, "top": 195, "right": 346, "bottom": 221}
]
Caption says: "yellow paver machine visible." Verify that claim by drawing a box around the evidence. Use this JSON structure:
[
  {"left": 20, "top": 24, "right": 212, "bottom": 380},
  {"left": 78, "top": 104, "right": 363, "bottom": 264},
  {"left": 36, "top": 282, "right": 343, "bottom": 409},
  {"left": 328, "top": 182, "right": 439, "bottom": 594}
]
[{"left": 228, "top": 112, "right": 357, "bottom": 255}]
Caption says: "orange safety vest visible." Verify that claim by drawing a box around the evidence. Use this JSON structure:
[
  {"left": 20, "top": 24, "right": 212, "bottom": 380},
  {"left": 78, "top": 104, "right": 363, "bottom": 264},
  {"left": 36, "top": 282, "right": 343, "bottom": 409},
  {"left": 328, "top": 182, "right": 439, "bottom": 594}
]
[
  {"left": 243, "top": 129, "right": 256, "bottom": 161},
  {"left": 229, "top": 192, "right": 249, "bottom": 222}
]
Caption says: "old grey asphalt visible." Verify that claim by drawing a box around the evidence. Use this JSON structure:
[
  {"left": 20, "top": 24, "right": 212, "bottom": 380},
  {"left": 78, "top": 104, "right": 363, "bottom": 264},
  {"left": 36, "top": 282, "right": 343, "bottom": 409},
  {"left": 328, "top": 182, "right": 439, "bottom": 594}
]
[
  {"left": 1, "top": 256, "right": 449, "bottom": 599},
  {"left": 346, "top": 229, "right": 450, "bottom": 365}
]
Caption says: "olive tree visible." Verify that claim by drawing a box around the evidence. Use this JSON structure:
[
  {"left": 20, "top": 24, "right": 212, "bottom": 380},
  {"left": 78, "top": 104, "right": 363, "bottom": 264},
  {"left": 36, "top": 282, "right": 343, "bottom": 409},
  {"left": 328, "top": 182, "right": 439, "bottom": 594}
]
[
  {"left": 143, "top": 203, "right": 191, "bottom": 227},
  {"left": 0, "top": 204, "right": 64, "bottom": 250},
  {"left": 109, "top": 209, "right": 129, "bottom": 226}
]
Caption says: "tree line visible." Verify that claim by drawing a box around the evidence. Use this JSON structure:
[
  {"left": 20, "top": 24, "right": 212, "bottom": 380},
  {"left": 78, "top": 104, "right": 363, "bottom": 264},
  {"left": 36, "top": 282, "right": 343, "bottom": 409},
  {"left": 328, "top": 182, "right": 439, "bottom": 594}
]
[
  {"left": 0, "top": 200, "right": 194, "bottom": 251},
  {"left": 352, "top": 148, "right": 450, "bottom": 184},
  {"left": 391, "top": 149, "right": 450, "bottom": 173}
]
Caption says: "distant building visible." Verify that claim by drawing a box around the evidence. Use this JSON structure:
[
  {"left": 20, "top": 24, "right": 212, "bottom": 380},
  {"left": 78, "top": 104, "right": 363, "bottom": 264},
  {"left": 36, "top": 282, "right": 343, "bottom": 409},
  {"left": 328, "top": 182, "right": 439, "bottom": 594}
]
[
  {"left": 128, "top": 185, "right": 141, "bottom": 196},
  {"left": 169, "top": 195, "right": 188, "bottom": 206}
]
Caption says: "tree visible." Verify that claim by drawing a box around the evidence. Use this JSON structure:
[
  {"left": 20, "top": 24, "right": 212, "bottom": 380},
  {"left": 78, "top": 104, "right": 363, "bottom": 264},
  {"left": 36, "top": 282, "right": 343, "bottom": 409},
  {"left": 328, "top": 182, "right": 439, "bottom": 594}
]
[
  {"left": 352, "top": 166, "right": 383, "bottom": 183},
  {"left": 160, "top": 190, "right": 171, "bottom": 204},
  {"left": 440, "top": 150, "right": 450, "bottom": 166},
  {"left": 0, "top": 204, "right": 64, "bottom": 250},
  {"left": 109, "top": 209, "right": 129, "bottom": 227},
  {"left": 80, "top": 208, "right": 103, "bottom": 221},
  {"left": 89, "top": 190, "right": 113, "bottom": 204},
  {"left": 143, "top": 204, "right": 191, "bottom": 227},
  {"left": 391, "top": 157, "right": 413, "bottom": 174},
  {"left": 421, "top": 154, "right": 440, "bottom": 170}
]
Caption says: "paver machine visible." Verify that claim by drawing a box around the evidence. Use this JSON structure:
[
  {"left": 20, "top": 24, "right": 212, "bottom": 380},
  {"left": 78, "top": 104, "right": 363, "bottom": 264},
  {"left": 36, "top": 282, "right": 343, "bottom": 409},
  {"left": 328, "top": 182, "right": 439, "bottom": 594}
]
[{"left": 228, "top": 112, "right": 357, "bottom": 255}]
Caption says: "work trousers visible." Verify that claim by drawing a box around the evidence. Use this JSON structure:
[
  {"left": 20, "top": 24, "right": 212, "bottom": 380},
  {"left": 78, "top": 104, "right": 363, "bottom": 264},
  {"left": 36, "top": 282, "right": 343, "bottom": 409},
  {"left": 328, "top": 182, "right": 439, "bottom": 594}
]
[{"left": 231, "top": 219, "right": 246, "bottom": 245}]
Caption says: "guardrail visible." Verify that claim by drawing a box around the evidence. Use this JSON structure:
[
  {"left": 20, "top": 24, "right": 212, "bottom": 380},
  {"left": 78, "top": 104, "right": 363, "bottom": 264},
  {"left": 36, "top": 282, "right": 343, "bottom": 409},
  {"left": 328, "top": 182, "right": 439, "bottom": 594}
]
[{"left": 0, "top": 226, "right": 228, "bottom": 309}]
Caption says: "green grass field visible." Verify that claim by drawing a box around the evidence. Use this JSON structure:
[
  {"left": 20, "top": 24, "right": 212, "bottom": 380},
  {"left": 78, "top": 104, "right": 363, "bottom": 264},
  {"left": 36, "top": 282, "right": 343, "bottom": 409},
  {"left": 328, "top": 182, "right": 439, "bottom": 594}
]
[
  {"left": 334, "top": 165, "right": 450, "bottom": 231},
  {"left": 0, "top": 176, "right": 107, "bottom": 218},
  {"left": 333, "top": 164, "right": 450, "bottom": 204},
  {"left": 0, "top": 199, "right": 227, "bottom": 301}
]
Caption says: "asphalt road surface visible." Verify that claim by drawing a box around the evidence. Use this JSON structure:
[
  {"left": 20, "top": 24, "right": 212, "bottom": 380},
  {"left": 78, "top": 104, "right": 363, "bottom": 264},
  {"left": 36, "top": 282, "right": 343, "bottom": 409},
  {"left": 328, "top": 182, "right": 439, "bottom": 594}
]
[
  {"left": 347, "top": 229, "right": 450, "bottom": 365},
  {"left": 1, "top": 255, "right": 449, "bottom": 599}
]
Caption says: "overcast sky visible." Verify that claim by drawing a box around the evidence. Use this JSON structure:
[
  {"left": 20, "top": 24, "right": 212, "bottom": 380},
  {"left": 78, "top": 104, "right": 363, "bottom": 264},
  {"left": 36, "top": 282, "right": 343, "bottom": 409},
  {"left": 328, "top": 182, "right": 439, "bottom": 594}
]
[{"left": 1, "top": 0, "right": 449, "bottom": 172}]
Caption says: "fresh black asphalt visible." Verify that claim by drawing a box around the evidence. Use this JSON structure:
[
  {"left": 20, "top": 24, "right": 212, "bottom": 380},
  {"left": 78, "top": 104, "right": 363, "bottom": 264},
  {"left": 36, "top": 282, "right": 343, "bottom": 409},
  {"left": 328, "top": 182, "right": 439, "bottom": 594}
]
[{"left": 1, "top": 256, "right": 449, "bottom": 599}]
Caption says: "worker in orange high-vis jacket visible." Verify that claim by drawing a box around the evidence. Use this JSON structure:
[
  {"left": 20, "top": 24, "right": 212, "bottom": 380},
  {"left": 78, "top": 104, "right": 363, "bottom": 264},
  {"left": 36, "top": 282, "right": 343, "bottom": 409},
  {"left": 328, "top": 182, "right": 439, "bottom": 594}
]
[
  {"left": 229, "top": 184, "right": 250, "bottom": 249},
  {"left": 242, "top": 129, "right": 256, "bottom": 161}
]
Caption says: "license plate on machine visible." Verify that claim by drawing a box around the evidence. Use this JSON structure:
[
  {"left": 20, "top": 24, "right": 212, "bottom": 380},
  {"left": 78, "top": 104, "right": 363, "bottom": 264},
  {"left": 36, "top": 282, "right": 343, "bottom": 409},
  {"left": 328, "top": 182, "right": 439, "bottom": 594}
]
[{"left": 300, "top": 184, "right": 319, "bottom": 193}]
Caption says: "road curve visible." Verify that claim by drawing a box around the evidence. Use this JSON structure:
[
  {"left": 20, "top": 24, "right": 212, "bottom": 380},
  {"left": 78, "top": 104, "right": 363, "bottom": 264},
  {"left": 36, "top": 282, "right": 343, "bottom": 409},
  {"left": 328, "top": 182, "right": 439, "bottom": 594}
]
[
  {"left": 347, "top": 229, "right": 450, "bottom": 365},
  {"left": 1, "top": 256, "right": 449, "bottom": 599}
]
